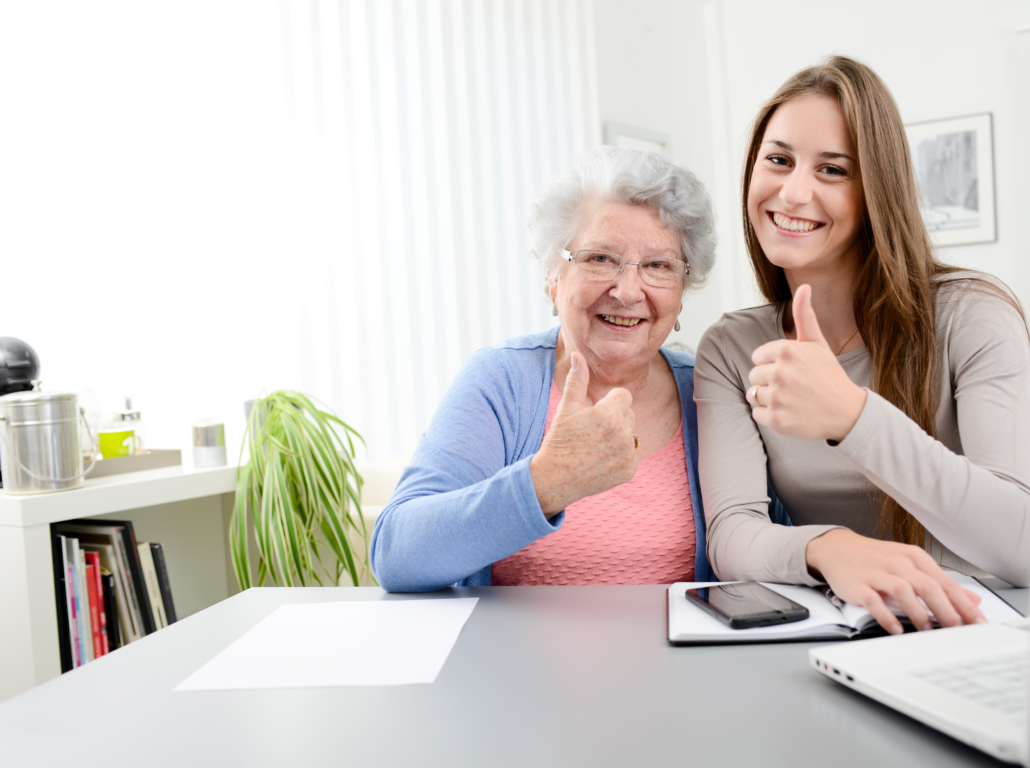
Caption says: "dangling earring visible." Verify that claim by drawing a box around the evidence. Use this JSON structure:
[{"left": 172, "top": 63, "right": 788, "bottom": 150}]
[
  {"left": 552, "top": 303, "right": 559, "bottom": 317},
  {"left": 674, "top": 319, "right": 681, "bottom": 332}
]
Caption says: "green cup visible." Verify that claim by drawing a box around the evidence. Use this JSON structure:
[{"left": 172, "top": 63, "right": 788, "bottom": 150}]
[{"left": 98, "top": 429, "right": 139, "bottom": 459}]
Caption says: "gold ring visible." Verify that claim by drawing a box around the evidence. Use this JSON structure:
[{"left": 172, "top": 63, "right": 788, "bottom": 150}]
[
  {"left": 633, "top": 435, "right": 640, "bottom": 450},
  {"left": 749, "top": 384, "right": 761, "bottom": 405}
]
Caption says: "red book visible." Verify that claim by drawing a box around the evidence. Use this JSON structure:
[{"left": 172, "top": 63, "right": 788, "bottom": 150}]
[
  {"left": 84, "top": 562, "right": 103, "bottom": 659},
  {"left": 84, "top": 551, "right": 109, "bottom": 656}
]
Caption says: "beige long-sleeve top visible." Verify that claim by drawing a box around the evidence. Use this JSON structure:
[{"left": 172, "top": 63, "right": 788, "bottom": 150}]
[{"left": 695, "top": 276, "right": 1030, "bottom": 588}]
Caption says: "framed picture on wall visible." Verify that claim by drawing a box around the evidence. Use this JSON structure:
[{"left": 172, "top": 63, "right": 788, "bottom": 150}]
[
  {"left": 603, "top": 122, "right": 671, "bottom": 158},
  {"left": 905, "top": 112, "right": 996, "bottom": 247}
]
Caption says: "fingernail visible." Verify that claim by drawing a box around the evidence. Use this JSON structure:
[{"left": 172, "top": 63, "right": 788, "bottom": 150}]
[
  {"left": 570, "top": 355, "right": 579, "bottom": 372},
  {"left": 921, "top": 622, "right": 933, "bottom": 632},
  {"left": 975, "top": 617, "right": 988, "bottom": 625},
  {"left": 889, "top": 623, "right": 903, "bottom": 635}
]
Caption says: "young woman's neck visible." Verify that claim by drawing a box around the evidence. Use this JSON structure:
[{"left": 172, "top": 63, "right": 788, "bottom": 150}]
[{"left": 783, "top": 258, "right": 861, "bottom": 352}]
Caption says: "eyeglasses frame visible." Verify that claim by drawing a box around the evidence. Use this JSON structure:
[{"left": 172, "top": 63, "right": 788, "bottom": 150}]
[{"left": 559, "top": 248, "right": 689, "bottom": 287}]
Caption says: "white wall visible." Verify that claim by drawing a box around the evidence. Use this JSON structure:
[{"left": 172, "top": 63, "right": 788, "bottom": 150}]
[
  {"left": 705, "top": 0, "right": 1030, "bottom": 310},
  {"left": 593, "top": 0, "right": 722, "bottom": 352},
  {"left": 595, "top": 0, "right": 1030, "bottom": 349}
]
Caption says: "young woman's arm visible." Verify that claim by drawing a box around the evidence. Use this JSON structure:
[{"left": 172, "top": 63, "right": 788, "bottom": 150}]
[
  {"left": 695, "top": 307, "right": 843, "bottom": 585},
  {"left": 821, "top": 284, "right": 1030, "bottom": 587}
]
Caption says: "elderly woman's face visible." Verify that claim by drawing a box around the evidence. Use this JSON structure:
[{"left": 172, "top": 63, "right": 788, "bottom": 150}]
[{"left": 551, "top": 201, "right": 683, "bottom": 372}]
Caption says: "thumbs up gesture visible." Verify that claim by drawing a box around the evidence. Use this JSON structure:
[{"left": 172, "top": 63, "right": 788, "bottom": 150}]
[
  {"left": 530, "top": 352, "right": 638, "bottom": 517},
  {"left": 747, "top": 284, "right": 867, "bottom": 442}
]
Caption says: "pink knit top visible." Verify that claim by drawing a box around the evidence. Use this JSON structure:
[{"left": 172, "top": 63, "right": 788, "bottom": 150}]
[{"left": 491, "top": 383, "right": 696, "bottom": 585}]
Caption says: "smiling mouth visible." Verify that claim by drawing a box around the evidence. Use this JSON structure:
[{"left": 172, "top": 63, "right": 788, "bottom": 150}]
[
  {"left": 601, "top": 315, "right": 642, "bottom": 327},
  {"left": 770, "top": 212, "right": 824, "bottom": 233}
]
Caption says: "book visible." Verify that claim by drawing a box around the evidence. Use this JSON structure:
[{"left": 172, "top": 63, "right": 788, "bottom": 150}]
[
  {"left": 84, "top": 552, "right": 108, "bottom": 656},
  {"left": 136, "top": 542, "right": 168, "bottom": 630},
  {"left": 101, "top": 569, "right": 121, "bottom": 650},
  {"left": 62, "top": 537, "right": 81, "bottom": 668},
  {"left": 51, "top": 533, "right": 74, "bottom": 673},
  {"left": 667, "top": 573, "right": 1023, "bottom": 645},
  {"left": 78, "top": 539, "right": 141, "bottom": 644},
  {"left": 54, "top": 520, "right": 156, "bottom": 636},
  {"left": 84, "top": 559, "right": 103, "bottom": 659},
  {"left": 149, "top": 542, "right": 177, "bottom": 624},
  {"left": 70, "top": 538, "right": 94, "bottom": 664},
  {"left": 59, "top": 529, "right": 141, "bottom": 643}
]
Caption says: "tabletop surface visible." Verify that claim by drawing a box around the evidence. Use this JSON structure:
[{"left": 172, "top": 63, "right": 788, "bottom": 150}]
[{"left": 2, "top": 581, "right": 1026, "bottom": 768}]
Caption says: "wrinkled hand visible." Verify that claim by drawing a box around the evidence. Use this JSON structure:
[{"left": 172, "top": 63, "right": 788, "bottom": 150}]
[
  {"left": 747, "top": 284, "right": 866, "bottom": 442},
  {"left": 530, "top": 352, "right": 637, "bottom": 517},
  {"left": 807, "top": 529, "right": 985, "bottom": 634}
]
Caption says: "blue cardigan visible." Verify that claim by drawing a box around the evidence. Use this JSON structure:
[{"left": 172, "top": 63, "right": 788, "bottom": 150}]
[{"left": 370, "top": 327, "right": 786, "bottom": 592}]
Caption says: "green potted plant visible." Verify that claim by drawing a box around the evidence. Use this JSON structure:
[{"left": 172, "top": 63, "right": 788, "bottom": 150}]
[{"left": 230, "top": 390, "right": 374, "bottom": 588}]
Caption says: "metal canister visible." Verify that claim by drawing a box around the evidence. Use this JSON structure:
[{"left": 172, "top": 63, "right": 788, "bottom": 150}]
[{"left": 0, "top": 389, "right": 89, "bottom": 494}]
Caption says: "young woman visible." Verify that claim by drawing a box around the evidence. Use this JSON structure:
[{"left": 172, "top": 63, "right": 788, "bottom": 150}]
[{"left": 695, "top": 56, "right": 1030, "bottom": 634}]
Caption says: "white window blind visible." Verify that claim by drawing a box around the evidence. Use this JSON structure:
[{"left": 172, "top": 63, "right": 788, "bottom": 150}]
[{"left": 281, "top": 0, "right": 600, "bottom": 458}]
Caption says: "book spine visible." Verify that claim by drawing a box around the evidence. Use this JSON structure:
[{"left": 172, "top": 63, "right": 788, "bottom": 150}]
[
  {"left": 51, "top": 533, "right": 73, "bottom": 673},
  {"left": 67, "top": 538, "right": 83, "bottom": 667},
  {"left": 122, "top": 524, "right": 156, "bottom": 635},
  {"left": 87, "top": 552, "right": 109, "bottom": 656},
  {"left": 85, "top": 562, "right": 103, "bottom": 659},
  {"left": 101, "top": 570, "right": 121, "bottom": 650},
  {"left": 137, "top": 543, "right": 167, "bottom": 630},
  {"left": 75, "top": 546, "right": 94, "bottom": 663},
  {"left": 109, "top": 526, "right": 146, "bottom": 640},
  {"left": 61, "top": 537, "right": 80, "bottom": 669},
  {"left": 149, "top": 542, "right": 177, "bottom": 624}
]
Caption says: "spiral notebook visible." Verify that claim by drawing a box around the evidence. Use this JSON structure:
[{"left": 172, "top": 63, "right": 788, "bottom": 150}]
[{"left": 667, "top": 573, "right": 1021, "bottom": 645}]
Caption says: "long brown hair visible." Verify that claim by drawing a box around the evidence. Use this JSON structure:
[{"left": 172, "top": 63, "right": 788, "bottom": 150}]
[{"left": 741, "top": 56, "right": 1022, "bottom": 547}]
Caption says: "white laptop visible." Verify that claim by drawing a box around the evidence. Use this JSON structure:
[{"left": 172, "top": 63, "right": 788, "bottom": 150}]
[{"left": 811, "top": 618, "right": 1030, "bottom": 764}]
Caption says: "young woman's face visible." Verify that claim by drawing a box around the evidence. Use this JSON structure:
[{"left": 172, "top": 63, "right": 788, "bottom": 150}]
[{"left": 747, "top": 94, "right": 865, "bottom": 281}]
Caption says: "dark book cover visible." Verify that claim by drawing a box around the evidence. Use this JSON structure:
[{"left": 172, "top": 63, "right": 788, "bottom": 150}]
[
  {"left": 101, "top": 571, "right": 121, "bottom": 650},
  {"left": 61, "top": 519, "right": 156, "bottom": 635},
  {"left": 49, "top": 531, "right": 74, "bottom": 673},
  {"left": 148, "top": 542, "right": 177, "bottom": 624}
]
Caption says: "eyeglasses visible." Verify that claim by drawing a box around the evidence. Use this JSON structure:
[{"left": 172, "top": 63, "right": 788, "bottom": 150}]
[{"left": 560, "top": 249, "right": 688, "bottom": 289}]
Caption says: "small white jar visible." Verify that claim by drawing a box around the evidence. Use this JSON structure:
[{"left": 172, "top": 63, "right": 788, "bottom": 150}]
[{"left": 192, "top": 421, "right": 227, "bottom": 467}]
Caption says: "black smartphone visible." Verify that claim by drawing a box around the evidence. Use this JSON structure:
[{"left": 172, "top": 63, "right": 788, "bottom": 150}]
[{"left": 685, "top": 582, "right": 810, "bottom": 629}]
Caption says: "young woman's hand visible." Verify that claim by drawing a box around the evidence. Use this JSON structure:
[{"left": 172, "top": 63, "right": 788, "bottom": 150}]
[
  {"left": 747, "top": 284, "right": 866, "bottom": 442},
  {"left": 530, "top": 352, "right": 638, "bottom": 517},
  {"left": 807, "top": 529, "right": 986, "bottom": 633}
]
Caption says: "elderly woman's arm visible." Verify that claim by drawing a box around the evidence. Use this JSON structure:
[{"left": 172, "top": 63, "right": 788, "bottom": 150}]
[{"left": 370, "top": 346, "right": 562, "bottom": 592}]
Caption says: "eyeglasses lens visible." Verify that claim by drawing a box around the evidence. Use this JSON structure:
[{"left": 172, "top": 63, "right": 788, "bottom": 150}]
[{"left": 575, "top": 250, "right": 684, "bottom": 288}]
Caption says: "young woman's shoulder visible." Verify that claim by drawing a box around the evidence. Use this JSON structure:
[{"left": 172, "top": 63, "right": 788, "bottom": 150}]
[
  {"left": 933, "top": 269, "right": 1028, "bottom": 355},
  {"left": 934, "top": 270, "right": 1025, "bottom": 322},
  {"left": 700, "top": 304, "right": 780, "bottom": 348},
  {"left": 696, "top": 304, "right": 781, "bottom": 372}
]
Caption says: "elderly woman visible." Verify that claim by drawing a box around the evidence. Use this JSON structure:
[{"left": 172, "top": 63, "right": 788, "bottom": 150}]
[{"left": 372, "top": 146, "right": 782, "bottom": 592}]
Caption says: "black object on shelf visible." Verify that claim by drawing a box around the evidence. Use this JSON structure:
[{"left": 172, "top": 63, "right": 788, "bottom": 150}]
[
  {"left": 0, "top": 337, "right": 41, "bottom": 488},
  {"left": 149, "top": 543, "right": 177, "bottom": 624},
  {"left": 0, "top": 337, "right": 40, "bottom": 396}
]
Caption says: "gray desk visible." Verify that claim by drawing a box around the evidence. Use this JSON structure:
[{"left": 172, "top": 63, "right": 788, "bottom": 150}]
[{"left": 2, "top": 583, "right": 1026, "bottom": 767}]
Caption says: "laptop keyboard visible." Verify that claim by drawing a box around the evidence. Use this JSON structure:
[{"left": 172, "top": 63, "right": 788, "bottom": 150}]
[{"left": 913, "top": 653, "right": 1029, "bottom": 714}]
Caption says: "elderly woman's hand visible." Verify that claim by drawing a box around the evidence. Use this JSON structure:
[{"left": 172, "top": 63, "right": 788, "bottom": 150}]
[{"left": 530, "top": 352, "right": 638, "bottom": 517}]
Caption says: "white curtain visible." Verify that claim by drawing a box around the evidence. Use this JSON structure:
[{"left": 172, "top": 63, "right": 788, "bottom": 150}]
[
  {"left": 281, "top": 0, "right": 600, "bottom": 458},
  {"left": 0, "top": 1, "right": 598, "bottom": 460}
]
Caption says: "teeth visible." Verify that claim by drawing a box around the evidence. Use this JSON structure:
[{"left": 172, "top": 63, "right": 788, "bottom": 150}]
[
  {"left": 602, "top": 315, "right": 641, "bottom": 327},
  {"left": 773, "top": 212, "right": 818, "bottom": 233}
]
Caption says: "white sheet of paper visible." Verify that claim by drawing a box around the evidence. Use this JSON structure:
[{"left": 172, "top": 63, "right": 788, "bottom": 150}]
[{"left": 175, "top": 598, "right": 478, "bottom": 691}]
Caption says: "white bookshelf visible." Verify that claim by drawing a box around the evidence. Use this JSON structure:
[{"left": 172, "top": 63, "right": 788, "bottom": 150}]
[{"left": 0, "top": 462, "right": 238, "bottom": 703}]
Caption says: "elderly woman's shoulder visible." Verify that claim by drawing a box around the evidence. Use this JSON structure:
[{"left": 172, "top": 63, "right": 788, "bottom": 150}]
[{"left": 490, "top": 328, "right": 560, "bottom": 354}]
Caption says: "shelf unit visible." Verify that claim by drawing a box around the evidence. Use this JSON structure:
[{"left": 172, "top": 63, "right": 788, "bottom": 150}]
[{"left": 0, "top": 463, "right": 238, "bottom": 703}]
